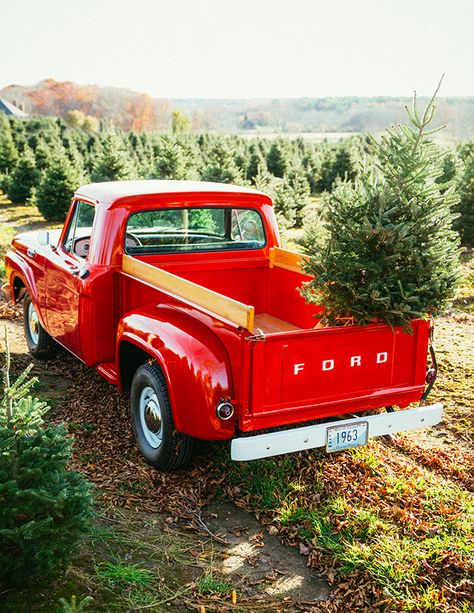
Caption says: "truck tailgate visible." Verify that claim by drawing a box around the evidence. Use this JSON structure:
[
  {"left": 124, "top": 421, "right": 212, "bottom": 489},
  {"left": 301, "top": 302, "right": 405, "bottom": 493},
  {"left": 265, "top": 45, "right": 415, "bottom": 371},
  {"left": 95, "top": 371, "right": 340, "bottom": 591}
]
[{"left": 247, "top": 319, "right": 430, "bottom": 427}]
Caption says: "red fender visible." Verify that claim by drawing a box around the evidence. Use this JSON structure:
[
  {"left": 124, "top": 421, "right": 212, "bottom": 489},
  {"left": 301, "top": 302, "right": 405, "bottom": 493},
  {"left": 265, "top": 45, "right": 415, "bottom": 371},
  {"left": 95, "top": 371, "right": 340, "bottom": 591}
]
[
  {"left": 117, "top": 304, "right": 235, "bottom": 440},
  {"left": 5, "top": 251, "right": 37, "bottom": 302},
  {"left": 4, "top": 250, "right": 50, "bottom": 330}
]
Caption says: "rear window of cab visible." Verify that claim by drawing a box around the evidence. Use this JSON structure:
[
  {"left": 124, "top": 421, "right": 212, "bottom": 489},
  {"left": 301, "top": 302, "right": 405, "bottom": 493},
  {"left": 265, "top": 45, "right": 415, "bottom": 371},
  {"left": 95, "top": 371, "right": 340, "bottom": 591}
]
[{"left": 124, "top": 207, "right": 266, "bottom": 254}]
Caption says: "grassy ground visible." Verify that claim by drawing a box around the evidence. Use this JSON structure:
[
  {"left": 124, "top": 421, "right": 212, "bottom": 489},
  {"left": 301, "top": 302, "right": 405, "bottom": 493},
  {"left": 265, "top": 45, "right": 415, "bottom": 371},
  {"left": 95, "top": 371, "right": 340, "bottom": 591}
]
[{"left": 0, "top": 195, "right": 473, "bottom": 612}]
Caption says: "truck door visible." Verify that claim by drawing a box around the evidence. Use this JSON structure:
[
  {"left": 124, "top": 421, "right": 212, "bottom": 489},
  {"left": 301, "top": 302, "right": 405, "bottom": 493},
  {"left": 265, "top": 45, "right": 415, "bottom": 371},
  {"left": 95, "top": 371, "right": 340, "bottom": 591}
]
[{"left": 45, "top": 200, "right": 95, "bottom": 358}]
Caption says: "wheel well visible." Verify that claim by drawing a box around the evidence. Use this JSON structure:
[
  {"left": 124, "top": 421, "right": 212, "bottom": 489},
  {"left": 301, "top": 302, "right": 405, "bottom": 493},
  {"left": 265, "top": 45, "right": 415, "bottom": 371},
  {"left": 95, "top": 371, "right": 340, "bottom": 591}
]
[
  {"left": 119, "top": 341, "right": 157, "bottom": 392},
  {"left": 13, "top": 276, "right": 26, "bottom": 301}
]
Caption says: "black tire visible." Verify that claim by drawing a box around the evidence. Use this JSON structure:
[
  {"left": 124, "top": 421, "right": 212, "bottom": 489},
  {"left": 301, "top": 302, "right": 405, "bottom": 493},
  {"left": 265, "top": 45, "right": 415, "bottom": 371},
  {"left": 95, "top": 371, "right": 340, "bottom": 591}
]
[
  {"left": 23, "top": 293, "right": 58, "bottom": 360},
  {"left": 130, "top": 363, "right": 194, "bottom": 471}
]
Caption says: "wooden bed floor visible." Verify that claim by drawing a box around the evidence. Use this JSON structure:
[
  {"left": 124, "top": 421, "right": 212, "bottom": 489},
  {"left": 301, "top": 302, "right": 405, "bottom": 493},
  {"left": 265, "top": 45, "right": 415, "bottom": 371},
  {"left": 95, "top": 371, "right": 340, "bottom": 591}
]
[{"left": 254, "top": 313, "right": 298, "bottom": 333}]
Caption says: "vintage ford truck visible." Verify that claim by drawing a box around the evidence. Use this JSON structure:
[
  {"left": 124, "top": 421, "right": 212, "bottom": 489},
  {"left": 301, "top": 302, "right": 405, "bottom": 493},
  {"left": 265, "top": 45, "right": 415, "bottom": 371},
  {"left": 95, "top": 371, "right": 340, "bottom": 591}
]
[{"left": 3, "top": 180, "right": 442, "bottom": 470}]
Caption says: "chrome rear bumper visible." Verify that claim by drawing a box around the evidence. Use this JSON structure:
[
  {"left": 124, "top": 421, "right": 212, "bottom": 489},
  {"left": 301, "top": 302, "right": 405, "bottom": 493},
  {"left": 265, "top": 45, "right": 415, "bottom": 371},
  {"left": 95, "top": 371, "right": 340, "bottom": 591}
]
[{"left": 231, "top": 404, "right": 443, "bottom": 461}]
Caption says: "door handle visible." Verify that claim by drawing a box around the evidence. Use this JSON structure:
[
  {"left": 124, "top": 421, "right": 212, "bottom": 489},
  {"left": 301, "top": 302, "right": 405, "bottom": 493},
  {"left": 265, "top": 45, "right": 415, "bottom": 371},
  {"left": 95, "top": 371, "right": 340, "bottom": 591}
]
[{"left": 27, "top": 248, "right": 36, "bottom": 258}]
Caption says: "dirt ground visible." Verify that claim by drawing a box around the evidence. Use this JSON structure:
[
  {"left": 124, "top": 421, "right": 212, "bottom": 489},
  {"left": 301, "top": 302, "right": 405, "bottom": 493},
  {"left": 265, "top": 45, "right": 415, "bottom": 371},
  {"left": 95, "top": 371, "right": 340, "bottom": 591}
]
[{"left": 1, "top": 314, "right": 331, "bottom": 612}]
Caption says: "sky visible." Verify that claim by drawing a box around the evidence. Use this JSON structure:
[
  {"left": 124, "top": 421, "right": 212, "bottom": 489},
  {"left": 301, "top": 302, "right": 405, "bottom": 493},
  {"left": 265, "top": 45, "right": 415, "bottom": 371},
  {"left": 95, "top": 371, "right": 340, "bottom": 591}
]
[{"left": 1, "top": 0, "right": 473, "bottom": 99}]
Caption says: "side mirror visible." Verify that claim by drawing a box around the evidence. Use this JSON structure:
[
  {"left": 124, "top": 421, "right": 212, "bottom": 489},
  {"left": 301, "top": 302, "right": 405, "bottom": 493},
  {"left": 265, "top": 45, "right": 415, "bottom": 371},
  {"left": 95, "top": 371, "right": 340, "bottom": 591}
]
[{"left": 37, "top": 230, "right": 50, "bottom": 246}]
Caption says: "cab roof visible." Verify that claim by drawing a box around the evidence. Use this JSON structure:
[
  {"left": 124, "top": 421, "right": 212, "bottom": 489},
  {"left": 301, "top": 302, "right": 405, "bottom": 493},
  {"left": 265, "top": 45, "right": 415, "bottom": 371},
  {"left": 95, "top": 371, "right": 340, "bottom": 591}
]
[{"left": 75, "top": 180, "right": 269, "bottom": 206}]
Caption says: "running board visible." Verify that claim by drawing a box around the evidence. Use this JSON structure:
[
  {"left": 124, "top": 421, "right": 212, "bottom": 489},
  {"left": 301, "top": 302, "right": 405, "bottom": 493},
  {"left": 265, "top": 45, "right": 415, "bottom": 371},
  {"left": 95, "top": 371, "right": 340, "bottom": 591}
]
[
  {"left": 231, "top": 404, "right": 443, "bottom": 461},
  {"left": 96, "top": 361, "right": 118, "bottom": 384}
]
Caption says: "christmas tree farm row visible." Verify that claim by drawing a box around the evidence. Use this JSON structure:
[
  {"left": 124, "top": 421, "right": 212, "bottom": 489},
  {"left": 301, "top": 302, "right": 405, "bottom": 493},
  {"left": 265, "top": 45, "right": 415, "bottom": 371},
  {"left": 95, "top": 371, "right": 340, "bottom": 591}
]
[{"left": 0, "top": 115, "right": 472, "bottom": 243}]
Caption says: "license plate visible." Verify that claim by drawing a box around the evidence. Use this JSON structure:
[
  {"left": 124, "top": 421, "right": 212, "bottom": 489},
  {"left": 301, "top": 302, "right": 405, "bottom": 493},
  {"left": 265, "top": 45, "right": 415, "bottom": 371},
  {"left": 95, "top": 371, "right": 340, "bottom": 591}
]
[{"left": 326, "top": 421, "right": 368, "bottom": 453}]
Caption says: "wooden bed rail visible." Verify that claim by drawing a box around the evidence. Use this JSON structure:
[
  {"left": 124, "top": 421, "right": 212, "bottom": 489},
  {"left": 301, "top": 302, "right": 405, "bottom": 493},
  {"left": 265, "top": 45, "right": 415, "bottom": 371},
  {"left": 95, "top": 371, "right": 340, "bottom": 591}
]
[
  {"left": 269, "top": 247, "right": 310, "bottom": 273},
  {"left": 122, "top": 254, "right": 255, "bottom": 331}
]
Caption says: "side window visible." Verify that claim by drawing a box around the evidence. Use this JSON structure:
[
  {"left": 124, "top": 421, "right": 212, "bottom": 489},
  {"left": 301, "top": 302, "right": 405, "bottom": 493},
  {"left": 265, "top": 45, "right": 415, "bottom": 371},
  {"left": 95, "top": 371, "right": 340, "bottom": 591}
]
[{"left": 63, "top": 201, "right": 96, "bottom": 259}]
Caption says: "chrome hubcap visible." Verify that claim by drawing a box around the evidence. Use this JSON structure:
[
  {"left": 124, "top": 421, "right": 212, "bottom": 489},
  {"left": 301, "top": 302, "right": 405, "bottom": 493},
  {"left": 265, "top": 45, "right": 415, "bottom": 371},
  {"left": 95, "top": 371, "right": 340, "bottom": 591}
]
[
  {"left": 28, "top": 302, "right": 40, "bottom": 345},
  {"left": 139, "top": 386, "right": 163, "bottom": 448}
]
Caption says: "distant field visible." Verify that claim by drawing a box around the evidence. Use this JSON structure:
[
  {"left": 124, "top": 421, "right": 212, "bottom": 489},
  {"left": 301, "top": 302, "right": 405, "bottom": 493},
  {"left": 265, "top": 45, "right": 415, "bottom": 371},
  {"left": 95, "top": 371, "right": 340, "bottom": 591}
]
[{"left": 238, "top": 131, "right": 360, "bottom": 142}]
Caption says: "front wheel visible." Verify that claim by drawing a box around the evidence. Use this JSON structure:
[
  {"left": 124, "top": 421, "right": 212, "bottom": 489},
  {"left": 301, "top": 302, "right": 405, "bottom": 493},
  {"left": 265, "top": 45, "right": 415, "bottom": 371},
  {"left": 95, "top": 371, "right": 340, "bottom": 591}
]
[
  {"left": 130, "top": 363, "right": 194, "bottom": 471},
  {"left": 23, "top": 293, "right": 58, "bottom": 360}
]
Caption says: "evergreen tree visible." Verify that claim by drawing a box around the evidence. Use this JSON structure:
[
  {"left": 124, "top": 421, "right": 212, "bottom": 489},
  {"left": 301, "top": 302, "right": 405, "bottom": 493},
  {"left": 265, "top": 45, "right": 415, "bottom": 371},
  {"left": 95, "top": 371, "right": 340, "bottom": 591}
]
[
  {"left": 6, "top": 147, "right": 40, "bottom": 204},
  {"left": 272, "top": 180, "right": 298, "bottom": 229},
  {"left": 200, "top": 138, "right": 244, "bottom": 184},
  {"left": 297, "top": 206, "right": 329, "bottom": 255},
  {"left": 33, "top": 137, "right": 54, "bottom": 171},
  {"left": 252, "top": 162, "right": 274, "bottom": 192},
  {"left": 285, "top": 166, "right": 311, "bottom": 226},
  {"left": 436, "top": 148, "right": 461, "bottom": 186},
  {"left": 36, "top": 147, "right": 82, "bottom": 221},
  {"left": 456, "top": 153, "right": 474, "bottom": 244},
  {"left": 457, "top": 140, "right": 474, "bottom": 163},
  {"left": 316, "top": 140, "right": 360, "bottom": 192},
  {"left": 0, "top": 336, "right": 93, "bottom": 588},
  {"left": 247, "top": 143, "right": 268, "bottom": 181},
  {"left": 92, "top": 132, "right": 135, "bottom": 182},
  {"left": 266, "top": 139, "right": 289, "bottom": 177},
  {"left": 302, "top": 146, "right": 323, "bottom": 194},
  {"left": 303, "top": 82, "right": 461, "bottom": 329},
  {"left": 153, "top": 136, "right": 195, "bottom": 180},
  {"left": 0, "top": 117, "right": 19, "bottom": 174}
]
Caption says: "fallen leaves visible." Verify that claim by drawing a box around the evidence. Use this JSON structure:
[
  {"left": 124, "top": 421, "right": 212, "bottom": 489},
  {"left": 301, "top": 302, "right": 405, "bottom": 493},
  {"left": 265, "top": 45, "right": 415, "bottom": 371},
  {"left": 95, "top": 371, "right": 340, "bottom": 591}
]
[
  {"left": 4, "top": 306, "right": 471, "bottom": 613},
  {"left": 0, "top": 299, "right": 22, "bottom": 319}
]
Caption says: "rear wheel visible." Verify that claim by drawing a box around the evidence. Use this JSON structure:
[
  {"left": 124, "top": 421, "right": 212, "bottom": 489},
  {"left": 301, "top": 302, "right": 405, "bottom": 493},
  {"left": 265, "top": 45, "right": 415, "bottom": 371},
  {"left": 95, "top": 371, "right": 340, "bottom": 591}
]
[
  {"left": 130, "top": 363, "right": 194, "bottom": 471},
  {"left": 23, "top": 293, "right": 58, "bottom": 360}
]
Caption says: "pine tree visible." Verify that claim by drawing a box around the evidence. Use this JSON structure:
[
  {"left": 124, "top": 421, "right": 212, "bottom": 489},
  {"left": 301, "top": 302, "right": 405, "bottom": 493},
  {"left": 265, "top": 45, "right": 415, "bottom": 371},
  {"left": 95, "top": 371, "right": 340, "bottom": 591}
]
[
  {"left": 252, "top": 162, "right": 274, "bottom": 192},
  {"left": 36, "top": 147, "right": 82, "bottom": 221},
  {"left": 436, "top": 148, "right": 461, "bottom": 186},
  {"left": 266, "top": 140, "right": 289, "bottom": 178},
  {"left": 247, "top": 144, "right": 268, "bottom": 181},
  {"left": 316, "top": 140, "right": 360, "bottom": 192},
  {"left": 6, "top": 147, "right": 41, "bottom": 204},
  {"left": 92, "top": 132, "right": 136, "bottom": 182},
  {"left": 302, "top": 146, "right": 323, "bottom": 194},
  {"left": 0, "top": 117, "right": 19, "bottom": 174},
  {"left": 285, "top": 166, "right": 310, "bottom": 226},
  {"left": 0, "top": 335, "right": 93, "bottom": 588},
  {"left": 153, "top": 136, "right": 195, "bottom": 180},
  {"left": 200, "top": 138, "right": 244, "bottom": 184},
  {"left": 456, "top": 153, "right": 474, "bottom": 244},
  {"left": 297, "top": 206, "right": 329, "bottom": 255},
  {"left": 303, "top": 81, "right": 461, "bottom": 329},
  {"left": 33, "top": 137, "right": 54, "bottom": 171},
  {"left": 272, "top": 180, "right": 298, "bottom": 229}
]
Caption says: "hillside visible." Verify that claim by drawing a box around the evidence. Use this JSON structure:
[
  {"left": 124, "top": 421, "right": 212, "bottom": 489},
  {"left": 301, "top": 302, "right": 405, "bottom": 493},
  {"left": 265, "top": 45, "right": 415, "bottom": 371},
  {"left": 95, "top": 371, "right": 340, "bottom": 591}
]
[
  {"left": 1, "top": 79, "right": 172, "bottom": 132},
  {"left": 1, "top": 79, "right": 474, "bottom": 139}
]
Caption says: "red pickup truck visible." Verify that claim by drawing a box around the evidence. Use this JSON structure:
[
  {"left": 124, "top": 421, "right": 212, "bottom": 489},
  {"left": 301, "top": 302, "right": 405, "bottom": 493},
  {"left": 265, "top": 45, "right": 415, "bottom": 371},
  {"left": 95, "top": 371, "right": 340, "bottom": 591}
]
[{"left": 3, "top": 180, "right": 442, "bottom": 470}]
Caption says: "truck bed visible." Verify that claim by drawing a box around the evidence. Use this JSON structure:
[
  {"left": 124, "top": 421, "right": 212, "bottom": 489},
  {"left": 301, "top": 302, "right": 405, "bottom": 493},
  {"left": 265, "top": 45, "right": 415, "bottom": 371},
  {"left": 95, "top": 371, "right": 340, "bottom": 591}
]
[
  {"left": 254, "top": 313, "right": 298, "bottom": 333},
  {"left": 122, "top": 250, "right": 431, "bottom": 432}
]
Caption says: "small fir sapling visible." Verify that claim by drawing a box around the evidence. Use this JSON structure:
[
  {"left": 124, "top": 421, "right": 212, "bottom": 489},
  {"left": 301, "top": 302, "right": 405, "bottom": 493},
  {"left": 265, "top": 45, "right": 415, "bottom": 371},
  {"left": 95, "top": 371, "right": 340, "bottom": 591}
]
[
  {"left": 0, "top": 331, "right": 93, "bottom": 588},
  {"left": 303, "top": 78, "right": 461, "bottom": 330}
]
